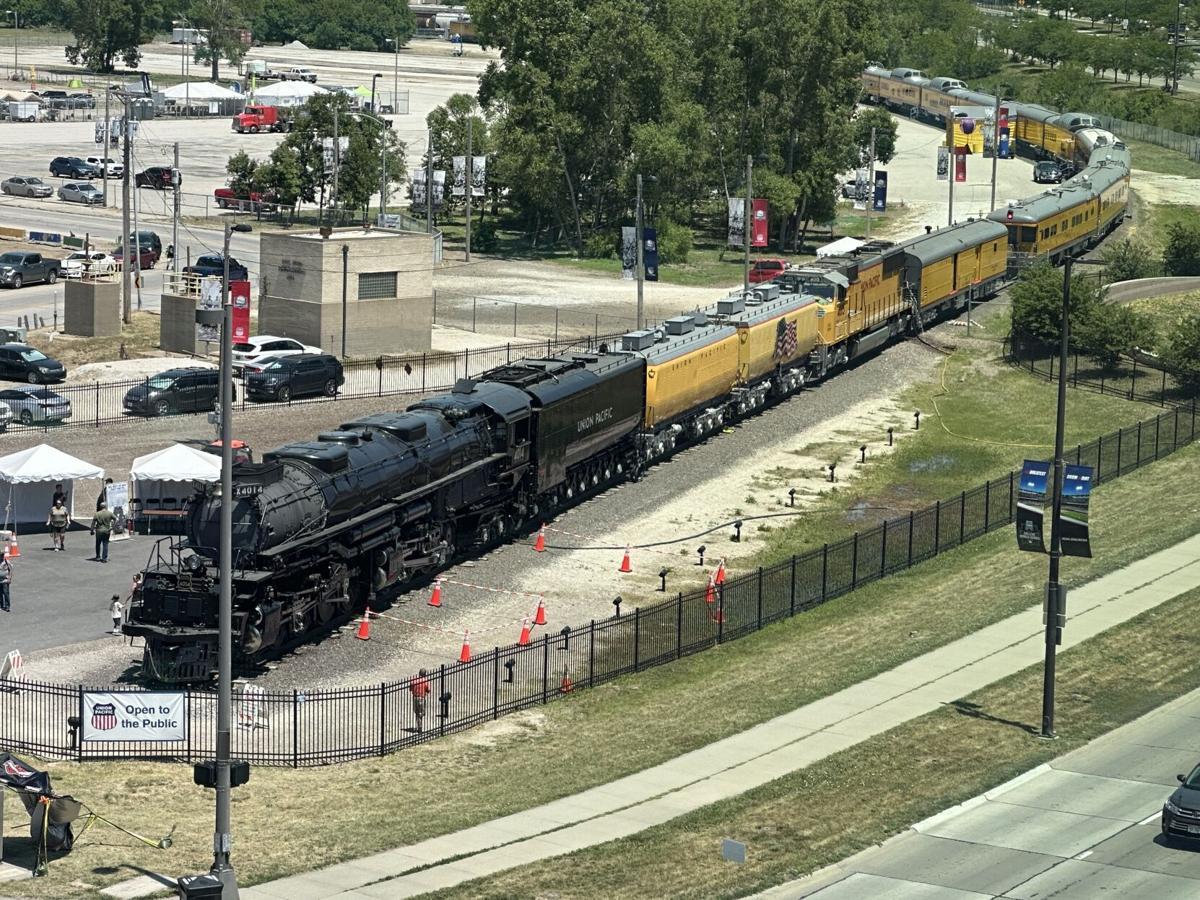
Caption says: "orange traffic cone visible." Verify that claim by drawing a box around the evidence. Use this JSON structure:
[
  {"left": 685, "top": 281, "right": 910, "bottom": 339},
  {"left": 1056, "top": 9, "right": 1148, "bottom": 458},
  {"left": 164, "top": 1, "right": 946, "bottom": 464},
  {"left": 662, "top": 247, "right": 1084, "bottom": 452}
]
[
  {"left": 714, "top": 558, "right": 726, "bottom": 585},
  {"left": 705, "top": 574, "right": 716, "bottom": 604},
  {"left": 428, "top": 578, "right": 443, "bottom": 608},
  {"left": 533, "top": 524, "right": 546, "bottom": 552},
  {"left": 560, "top": 666, "right": 574, "bottom": 693},
  {"left": 533, "top": 597, "right": 547, "bottom": 626},
  {"left": 356, "top": 607, "right": 371, "bottom": 640},
  {"left": 459, "top": 630, "right": 471, "bottom": 663},
  {"left": 618, "top": 545, "right": 632, "bottom": 573},
  {"left": 712, "top": 608, "right": 724, "bottom": 624},
  {"left": 7, "top": 536, "right": 20, "bottom": 559},
  {"left": 518, "top": 617, "right": 531, "bottom": 646}
]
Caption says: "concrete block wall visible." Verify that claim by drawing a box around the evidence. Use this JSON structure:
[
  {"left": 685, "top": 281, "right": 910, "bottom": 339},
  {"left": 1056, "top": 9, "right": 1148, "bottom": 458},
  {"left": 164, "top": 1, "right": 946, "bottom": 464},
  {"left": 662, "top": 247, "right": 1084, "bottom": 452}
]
[{"left": 63, "top": 280, "right": 121, "bottom": 337}]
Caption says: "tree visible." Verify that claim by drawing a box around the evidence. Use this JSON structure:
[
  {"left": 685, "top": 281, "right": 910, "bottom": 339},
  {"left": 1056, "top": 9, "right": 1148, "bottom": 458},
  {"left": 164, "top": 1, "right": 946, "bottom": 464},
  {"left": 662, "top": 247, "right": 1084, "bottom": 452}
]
[
  {"left": 252, "top": 0, "right": 414, "bottom": 51},
  {"left": 1162, "top": 220, "right": 1200, "bottom": 276},
  {"left": 1102, "top": 237, "right": 1160, "bottom": 281},
  {"left": 225, "top": 149, "right": 259, "bottom": 196},
  {"left": 1075, "top": 303, "right": 1156, "bottom": 367},
  {"left": 188, "top": 0, "right": 261, "bottom": 81},
  {"left": 63, "top": 0, "right": 161, "bottom": 72},
  {"left": 1161, "top": 313, "right": 1200, "bottom": 389},
  {"left": 852, "top": 106, "right": 898, "bottom": 167},
  {"left": 1010, "top": 262, "right": 1099, "bottom": 344}
]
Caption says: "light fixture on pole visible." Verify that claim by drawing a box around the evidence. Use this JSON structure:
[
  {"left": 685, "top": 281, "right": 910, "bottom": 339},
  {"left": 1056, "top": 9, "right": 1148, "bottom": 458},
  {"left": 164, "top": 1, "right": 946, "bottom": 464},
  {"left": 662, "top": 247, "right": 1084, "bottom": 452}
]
[
  {"left": 214, "top": 220, "right": 252, "bottom": 899},
  {"left": 635, "top": 173, "right": 656, "bottom": 331}
]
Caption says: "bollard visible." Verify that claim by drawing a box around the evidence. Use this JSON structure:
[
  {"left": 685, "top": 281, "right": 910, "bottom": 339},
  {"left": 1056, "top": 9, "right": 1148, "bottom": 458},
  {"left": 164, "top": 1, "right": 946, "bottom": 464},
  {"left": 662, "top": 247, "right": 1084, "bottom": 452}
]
[
  {"left": 828, "top": 461, "right": 837, "bottom": 483},
  {"left": 697, "top": 544, "right": 706, "bottom": 567},
  {"left": 613, "top": 595, "right": 623, "bottom": 618},
  {"left": 859, "top": 444, "right": 867, "bottom": 464},
  {"left": 732, "top": 520, "right": 742, "bottom": 542},
  {"left": 658, "top": 567, "right": 669, "bottom": 592},
  {"left": 914, "top": 410, "right": 921, "bottom": 430},
  {"left": 887, "top": 426, "right": 894, "bottom": 446}
]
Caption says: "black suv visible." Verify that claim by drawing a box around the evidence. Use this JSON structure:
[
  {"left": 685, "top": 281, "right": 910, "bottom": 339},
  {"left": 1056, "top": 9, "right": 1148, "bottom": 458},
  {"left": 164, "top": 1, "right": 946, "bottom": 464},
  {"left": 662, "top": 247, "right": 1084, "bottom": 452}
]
[
  {"left": 245, "top": 354, "right": 343, "bottom": 402},
  {"left": 0, "top": 343, "right": 66, "bottom": 383},
  {"left": 1033, "top": 161, "right": 1063, "bottom": 184},
  {"left": 183, "top": 254, "right": 248, "bottom": 281},
  {"left": 122, "top": 367, "right": 231, "bottom": 417},
  {"left": 49, "top": 156, "right": 97, "bottom": 179},
  {"left": 135, "top": 166, "right": 176, "bottom": 189}
]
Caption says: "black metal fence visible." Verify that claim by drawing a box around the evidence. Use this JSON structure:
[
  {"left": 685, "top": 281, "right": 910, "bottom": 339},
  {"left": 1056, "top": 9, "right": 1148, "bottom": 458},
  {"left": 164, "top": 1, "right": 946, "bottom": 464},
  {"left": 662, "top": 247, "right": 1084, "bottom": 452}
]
[
  {"left": 2, "top": 386, "right": 1195, "bottom": 765},
  {"left": 8, "top": 333, "right": 624, "bottom": 435}
]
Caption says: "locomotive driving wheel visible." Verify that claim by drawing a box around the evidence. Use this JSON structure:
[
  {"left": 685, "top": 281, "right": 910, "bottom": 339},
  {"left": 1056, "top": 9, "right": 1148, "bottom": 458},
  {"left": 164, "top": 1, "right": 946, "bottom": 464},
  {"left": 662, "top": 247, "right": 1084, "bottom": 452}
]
[{"left": 318, "top": 562, "right": 349, "bottom": 624}]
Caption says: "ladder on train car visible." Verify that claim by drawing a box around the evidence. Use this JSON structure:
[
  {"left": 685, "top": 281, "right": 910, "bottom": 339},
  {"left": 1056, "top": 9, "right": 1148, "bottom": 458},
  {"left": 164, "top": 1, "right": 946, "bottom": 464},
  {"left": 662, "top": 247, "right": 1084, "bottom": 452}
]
[{"left": 905, "top": 284, "right": 923, "bottom": 334}]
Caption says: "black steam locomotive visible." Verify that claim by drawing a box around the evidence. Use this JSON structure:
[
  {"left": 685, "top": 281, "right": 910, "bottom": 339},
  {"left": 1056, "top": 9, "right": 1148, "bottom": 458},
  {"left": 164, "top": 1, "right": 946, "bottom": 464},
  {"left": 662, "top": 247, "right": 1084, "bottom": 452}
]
[{"left": 124, "top": 351, "right": 645, "bottom": 682}]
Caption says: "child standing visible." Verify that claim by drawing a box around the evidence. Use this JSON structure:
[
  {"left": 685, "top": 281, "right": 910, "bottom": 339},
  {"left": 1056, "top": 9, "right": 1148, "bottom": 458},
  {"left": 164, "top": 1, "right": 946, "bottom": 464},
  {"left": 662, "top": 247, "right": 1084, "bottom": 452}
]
[{"left": 109, "top": 594, "right": 123, "bottom": 635}]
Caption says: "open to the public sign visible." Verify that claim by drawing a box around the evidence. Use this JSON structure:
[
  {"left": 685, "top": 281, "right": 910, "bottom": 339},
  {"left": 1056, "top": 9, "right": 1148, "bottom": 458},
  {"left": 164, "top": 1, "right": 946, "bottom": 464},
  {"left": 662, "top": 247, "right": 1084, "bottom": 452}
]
[{"left": 81, "top": 691, "right": 186, "bottom": 742}]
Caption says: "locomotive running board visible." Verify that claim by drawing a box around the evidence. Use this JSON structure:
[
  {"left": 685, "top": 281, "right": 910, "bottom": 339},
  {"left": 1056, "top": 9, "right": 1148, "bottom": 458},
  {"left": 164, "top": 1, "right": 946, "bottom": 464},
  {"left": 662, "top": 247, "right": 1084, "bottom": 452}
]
[{"left": 259, "top": 453, "right": 509, "bottom": 560}]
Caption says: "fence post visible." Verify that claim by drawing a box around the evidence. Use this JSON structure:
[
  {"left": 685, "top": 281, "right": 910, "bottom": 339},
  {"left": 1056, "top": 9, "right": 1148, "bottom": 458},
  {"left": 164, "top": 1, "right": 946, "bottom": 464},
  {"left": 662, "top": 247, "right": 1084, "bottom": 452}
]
[
  {"left": 633, "top": 607, "right": 641, "bottom": 672},
  {"left": 378, "top": 360, "right": 383, "bottom": 396},
  {"left": 438, "top": 665, "right": 446, "bottom": 737},
  {"left": 1162, "top": 368, "right": 1168, "bottom": 405},
  {"left": 880, "top": 520, "right": 888, "bottom": 578},
  {"left": 542, "top": 634, "right": 550, "bottom": 703},
  {"left": 820, "top": 543, "right": 829, "bottom": 601},
  {"left": 493, "top": 651, "right": 499, "bottom": 720},
  {"left": 292, "top": 689, "right": 299, "bottom": 768},
  {"left": 756, "top": 566, "right": 764, "bottom": 628},
  {"left": 588, "top": 620, "right": 595, "bottom": 688},
  {"left": 1131, "top": 356, "right": 1138, "bottom": 399},
  {"left": 1116, "top": 427, "right": 1123, "bottom": 474},
  {"left": 1075, "top": 443, "right": 1081, "bottom": 465},
  {"left": 959, "top": 491, "right": 966, "bottom": 544},
  {"left": 851, "top": 533, "right": 859, "bottom": 590},
  {"left": 676, "top": 592, "right": 683, "bottom": 658},
  {"left": 934, "top": 500, "right": 941, "bottom": 554},
  {"left": 472, "top": 296, "right": 477, "bottom": 331},
  {"left": 378, "top": 682, "right": 386, "bottom": 756},
  {"left": 421, "top": 353, "right": 426, "bottom": 393},
  {"left": 1096, "top": 434, "right": 1103, "bottom": 484},
  {"left": 1174, "top": 406, "right": 1180, "bottom": 452},
  {"left": 94, "top": 381, "right": 99, "bottom": 427},
  {"left": 1008, "top": 470, "right": 1014, "bottom": 522},
  {"left": 1155, "top": 415, "right": 1161, "bottom": 459},
  {"left": 789, "top": 555, "right": 797, "bottom": 615},
  {"left": 717, "top": 587, "right": 725, "bottom": 643},
  {"left": 907, "top": 511, "right": 914, "bottom": 566},
  {"left": 984, "top": 480, "right": 991, "bottom": 530}
]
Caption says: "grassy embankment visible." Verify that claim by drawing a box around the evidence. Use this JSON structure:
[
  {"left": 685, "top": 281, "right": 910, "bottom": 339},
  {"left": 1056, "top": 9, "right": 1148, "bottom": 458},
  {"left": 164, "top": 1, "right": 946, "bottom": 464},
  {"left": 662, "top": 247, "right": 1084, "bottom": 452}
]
[{"left": 0, "top": 333, "right": 1196, "bottom": 897}]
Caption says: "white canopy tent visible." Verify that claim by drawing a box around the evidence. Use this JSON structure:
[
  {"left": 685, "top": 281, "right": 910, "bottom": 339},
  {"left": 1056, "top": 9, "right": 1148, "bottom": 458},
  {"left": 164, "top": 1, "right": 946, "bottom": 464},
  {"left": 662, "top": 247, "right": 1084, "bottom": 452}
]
[
  {"left": 816, "top": 237, "right": 864, "bottom": 258},
  {"left": 251, "top": 81, "right": 328, "bottom": 108},
  {"left": 0, "top": 444, "right": 104, "bottom": 526},
  {"left": 161, "top": 81, "right": 244, "bottom": 101},
  {"left": 129, "top": 443, "right": 222, "bottom": 531}
]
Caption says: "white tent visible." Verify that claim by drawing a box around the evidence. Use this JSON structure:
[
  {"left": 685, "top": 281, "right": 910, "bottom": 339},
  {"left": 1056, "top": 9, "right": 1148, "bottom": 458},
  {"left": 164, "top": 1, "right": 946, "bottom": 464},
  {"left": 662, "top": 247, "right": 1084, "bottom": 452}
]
[
  {"left": 129, "top": 443, "right": 221, "bottom": 523},
  {"left": 161, "top": 81, "right": 244, "bottom": 101},
  {"left": 252, "top": 81, "right": 328, "bottom": 108},
  {"left": 0, "top": 444, "right": 104, "bottom": 525},
  {"left": 816, "top": 237, "right": 864, "bottom": 258}
]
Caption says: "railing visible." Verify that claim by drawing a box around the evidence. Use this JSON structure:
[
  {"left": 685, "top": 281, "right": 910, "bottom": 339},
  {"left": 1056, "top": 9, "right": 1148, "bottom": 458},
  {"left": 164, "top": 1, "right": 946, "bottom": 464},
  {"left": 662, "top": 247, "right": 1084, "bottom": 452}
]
[{"left": 2, "top": 388, "right": 1194, "bottom": 765}]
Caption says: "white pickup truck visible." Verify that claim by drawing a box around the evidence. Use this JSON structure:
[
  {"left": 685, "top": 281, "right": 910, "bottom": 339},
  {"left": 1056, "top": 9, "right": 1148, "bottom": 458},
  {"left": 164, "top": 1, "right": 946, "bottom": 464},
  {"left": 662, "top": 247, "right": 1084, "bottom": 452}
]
[{"left": 279, "top": 66, "right": 317, "bottom": 83}]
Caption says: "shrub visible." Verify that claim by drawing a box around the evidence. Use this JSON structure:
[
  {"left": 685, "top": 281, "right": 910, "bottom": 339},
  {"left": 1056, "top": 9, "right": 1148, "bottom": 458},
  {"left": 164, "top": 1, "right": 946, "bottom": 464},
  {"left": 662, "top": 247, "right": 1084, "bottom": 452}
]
[
  {"left": 1009, "top": 262, "right": 1099, "bottom": 344},
  {"left": 472, "top": 220, "right": 499, "bottom": 252},
  {"left": 1161, "top": 313, "right": 1200, "bottom": 389},
  {"left": 1102, "top": 238, "right": 1160, "bottom": 283},
  {"left": 655, "top": 219, "right": 693, "bottom": 265},
  {"left": 1163, "top": 221, "right": 1200, "bottom": 276},
  {"left": 583, "top": 231, "right": 616, "bottom": 259},
  {"left": 1075, "top": 303, "right": 1156, "bottom": 368}
]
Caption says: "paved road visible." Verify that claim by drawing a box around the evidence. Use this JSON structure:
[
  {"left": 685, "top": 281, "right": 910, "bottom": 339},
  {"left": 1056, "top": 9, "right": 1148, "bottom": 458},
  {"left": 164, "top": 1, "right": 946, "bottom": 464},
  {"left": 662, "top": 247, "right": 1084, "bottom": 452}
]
[{"left": 768, "top": 688, "right": 1200, "bottom": 899}]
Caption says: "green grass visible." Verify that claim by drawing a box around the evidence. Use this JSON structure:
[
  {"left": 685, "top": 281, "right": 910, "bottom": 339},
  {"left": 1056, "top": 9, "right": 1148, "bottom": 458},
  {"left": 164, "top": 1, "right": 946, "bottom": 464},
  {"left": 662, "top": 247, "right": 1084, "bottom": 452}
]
[
  {"left": 1123, "top": 137, "right": 1200, "bottom": 179},
  {"left": 429, "top": 579, "right": 1200, "bottom": 899},
  {"left": 1129, "top": 289, "right": 1200, "bottom": 339},
  {"left": 1, "top": 433, "right": 1198, "bottom": 898},
  {"left": 1138, "top": 202, "right": 1200, "bottom": 254}
]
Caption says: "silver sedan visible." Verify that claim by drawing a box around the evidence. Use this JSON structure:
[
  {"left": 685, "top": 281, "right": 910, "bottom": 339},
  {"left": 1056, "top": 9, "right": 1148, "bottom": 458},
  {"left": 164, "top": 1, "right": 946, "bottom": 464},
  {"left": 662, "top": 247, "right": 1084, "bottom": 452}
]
[
  {"left": 1, "top": 176, "right": 54, "bottom": 198},
  {"left": 0, "top": 385, "right": 71, "bottom": 426}
]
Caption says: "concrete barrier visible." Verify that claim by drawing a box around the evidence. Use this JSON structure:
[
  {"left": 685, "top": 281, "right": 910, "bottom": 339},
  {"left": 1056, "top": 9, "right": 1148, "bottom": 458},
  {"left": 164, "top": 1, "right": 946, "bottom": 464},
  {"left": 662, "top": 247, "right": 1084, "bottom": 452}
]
[
  {"left": 0, "top": 226, "right": 26, "bottom": 241},
  {"left": 1106, "top": 276, "right": 1200, "bottom": 304}
]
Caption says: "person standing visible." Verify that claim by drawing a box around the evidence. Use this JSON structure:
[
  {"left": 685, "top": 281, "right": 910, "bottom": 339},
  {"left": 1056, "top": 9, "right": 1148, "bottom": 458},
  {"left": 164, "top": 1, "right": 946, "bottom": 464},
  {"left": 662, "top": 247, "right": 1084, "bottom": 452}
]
[
  {"left": 0, "top": 550, "right": 12, "bottom": 611},
  {"left": 109, "top": 594, "right": 123, "bottom": 634},
  {"left": 410, "top": 668, "right": 431, "bottom": 733},
  {"left": 52, "top": 483, "right": 66, "bottom": 509},
  {"left": 91, "top": 501, "right": 114, "bottom": 563},
  {"left": 96, "top": 477, "right": 114, "bottom": 512},
  {"left": 46, "top": 497, "right": 70, "bottom": 551}
]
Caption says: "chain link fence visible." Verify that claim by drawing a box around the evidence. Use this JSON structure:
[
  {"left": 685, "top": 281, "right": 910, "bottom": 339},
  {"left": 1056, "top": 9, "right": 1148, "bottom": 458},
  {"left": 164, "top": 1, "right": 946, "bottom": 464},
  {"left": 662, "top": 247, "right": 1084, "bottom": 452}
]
[
  {"left": 1095, "top": 114, "right": 1200, "bottom": 162},
  {"left": 432, "top": 290, "right": 640, "bottom": 342}
]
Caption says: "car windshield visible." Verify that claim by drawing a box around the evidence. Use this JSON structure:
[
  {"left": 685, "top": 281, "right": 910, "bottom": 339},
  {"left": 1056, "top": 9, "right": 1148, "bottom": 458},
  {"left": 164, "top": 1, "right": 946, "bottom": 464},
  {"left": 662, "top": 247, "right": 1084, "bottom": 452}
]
[
  {"left": 27, "top": 389, "right": 58, "bottom": 399},
  {"left": 1185, "top": 766, "right": 1200, "bottom": 789},
  {"left": 77, "top": 185, "right": 99, "bottom": 193},
  {"left": 20, "top": 350, "right": 48, "bottom": 362},
  {"left": 67, "top": 253, "right": 86, "bottom": 261},
  {"left": 26, "top": 178, "right": 43, "bottom": 185},
  {"left": 147, "top": 376, "right": 175, "bottom": 388},
  {"left": 0, "top": 254, "right": 23, "bottom": 265},
  {"left": 198, "top": 256, "right": 222, "bottom": 266}
]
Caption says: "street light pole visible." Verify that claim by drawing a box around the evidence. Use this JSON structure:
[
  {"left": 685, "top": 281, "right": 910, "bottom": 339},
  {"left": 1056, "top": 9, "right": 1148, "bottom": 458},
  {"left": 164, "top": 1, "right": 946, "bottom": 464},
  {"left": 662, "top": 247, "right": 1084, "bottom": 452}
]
[
  {"left": 743, "top": 154, "right": 752, "bottom": 297},
  {"left": 214, "top": 221, "right": 251, "bottom": 899},
  {"left": 387, "top": 37, "right": 398, "bottom": 112},
  {"left": 1171, "top": 1, "right": 1184, "bottom": 94},
  {"left": 990, "top": 94, "right": 1002, "bottom": 212},
  {"left": 6, "top": 10, "right": 17, "bottom": 78},
  {"left": 636, "top": 173, "right": 644, "bottom": 331},
  {"left": 865, "top": 127, "right": 876, "bottom": 240},
  {"left": 370, "top": 72, "right": 380, "bottom": 115}
]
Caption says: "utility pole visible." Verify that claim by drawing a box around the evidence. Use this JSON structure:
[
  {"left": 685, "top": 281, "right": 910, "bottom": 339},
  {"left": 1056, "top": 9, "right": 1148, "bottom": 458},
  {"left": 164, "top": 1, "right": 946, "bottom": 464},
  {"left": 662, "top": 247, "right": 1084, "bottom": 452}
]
[
  {"left": 865, "top": 127, "right": 876, "bottom": 240},
  {"left": 120, "top": 92, "right": 133, "bottom": 325},
  {"left": 1171, "top": 0, "right": 1183, "bottom": 94},
  {"left": 990, "top": 94, "right": 1001, "bottom": 212},
  {"left": 172, "top": 141, "right": 181, "bottom": 272},
  {"left": 102, "top": 89, "right": 110, "bottom": 209},
  {"left": 947, "top": 147, "right": 955, "bottom": 228},
  {"left": 378, "top": 126, "right": 387, "bottom": 225},
  {"left": 426, "top": 127, "right": 434, "bottom": 233},
  {"left": 465, "top": 116, "right": 473, "bottom": 263},
  {"left": 636, "top": 173, "right": 645, "bottom": 331},
  {"left": 133, "top": 165, "right": 142, "bottom": 311},
  {"left": 742, "top": 154, "right": 752, "bottom": 297},
  {"left": 331, "top": 104, "right": 339, "bottom": 225}
]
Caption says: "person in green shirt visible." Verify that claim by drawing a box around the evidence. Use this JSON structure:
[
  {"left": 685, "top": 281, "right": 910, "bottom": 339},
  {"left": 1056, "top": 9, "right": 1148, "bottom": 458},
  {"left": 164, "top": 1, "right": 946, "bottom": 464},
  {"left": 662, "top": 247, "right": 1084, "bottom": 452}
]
[{"left": 91, "top": 501, "right": 114, "bottom": 563}]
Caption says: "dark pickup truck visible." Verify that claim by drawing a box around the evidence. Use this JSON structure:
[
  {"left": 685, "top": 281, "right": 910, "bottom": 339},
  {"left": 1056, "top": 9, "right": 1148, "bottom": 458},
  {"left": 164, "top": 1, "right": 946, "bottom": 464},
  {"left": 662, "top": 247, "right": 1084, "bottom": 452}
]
[
  {"left": 183, "top": 254, "right": 249, "bottom": 281},
  {"left": 0, "top": 251, "right": 61, "bottom": 288}
]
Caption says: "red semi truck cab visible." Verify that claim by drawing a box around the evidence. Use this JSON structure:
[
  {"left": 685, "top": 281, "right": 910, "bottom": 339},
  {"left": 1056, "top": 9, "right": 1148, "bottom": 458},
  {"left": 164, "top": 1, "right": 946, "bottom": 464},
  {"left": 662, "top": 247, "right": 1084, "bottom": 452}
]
[{"left": 231, "top": 105, "right": 291, "bottom": 134}]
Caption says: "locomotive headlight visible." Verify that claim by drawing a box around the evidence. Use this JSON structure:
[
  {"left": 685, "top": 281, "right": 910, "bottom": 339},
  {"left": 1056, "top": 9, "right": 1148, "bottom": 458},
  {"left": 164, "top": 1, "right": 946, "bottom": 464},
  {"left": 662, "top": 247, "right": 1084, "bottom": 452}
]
[{"left": 186, "top": 553, "right": 205, "bottom": 573}]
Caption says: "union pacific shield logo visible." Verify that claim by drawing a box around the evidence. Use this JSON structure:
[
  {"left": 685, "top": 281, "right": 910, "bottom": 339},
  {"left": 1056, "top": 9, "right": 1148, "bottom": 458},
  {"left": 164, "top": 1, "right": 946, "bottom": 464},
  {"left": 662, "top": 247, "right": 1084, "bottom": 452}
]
[
  {"left": 2, "top": 758, "right": 33, "bottom": 779},
  {"left": 91, "top": 702, "right": 118, "bottom": 731}
]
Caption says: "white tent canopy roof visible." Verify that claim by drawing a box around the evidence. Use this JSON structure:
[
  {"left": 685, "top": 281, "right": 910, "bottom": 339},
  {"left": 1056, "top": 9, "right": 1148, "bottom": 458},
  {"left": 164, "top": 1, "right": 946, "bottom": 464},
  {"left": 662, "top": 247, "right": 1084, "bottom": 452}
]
[
  {"left": 129, "top": 443, "right": 221, "bottom": 483},
  {"left": 253, "top": 81, "right": 328, "bottom": 101},
  {"left": 161, "top": 81, "right": 244, "bottom": 101},
  {"left": 0, "top": 444, "right": 104, "bottom": 484},
  {"left": 816, "top": 237, "right": 864, "bottom": 258}
]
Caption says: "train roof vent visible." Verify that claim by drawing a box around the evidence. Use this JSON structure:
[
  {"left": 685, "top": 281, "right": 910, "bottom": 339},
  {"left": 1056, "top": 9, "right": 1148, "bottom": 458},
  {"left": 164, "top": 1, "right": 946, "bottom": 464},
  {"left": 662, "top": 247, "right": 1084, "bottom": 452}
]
[
  {"left": 753, "top": 284, "right": 781, "bottom": 303},
  {"left": 692, "top": 309, "right": 708, "bottom": 327},
  {"left": 664, "top": 315, "right": 695, "bottom": 336},
  {"left": 716, "top": 295, "right": 745, "bottom": 316},
  {"left": 264, "top": 442, "right": 350, "bottom": 474},
  {"left": 318, "top": 431, "right": 361, "bottom": 446},
  {"left": 621, "top": 330, "right": 656, "bottom": 352}
]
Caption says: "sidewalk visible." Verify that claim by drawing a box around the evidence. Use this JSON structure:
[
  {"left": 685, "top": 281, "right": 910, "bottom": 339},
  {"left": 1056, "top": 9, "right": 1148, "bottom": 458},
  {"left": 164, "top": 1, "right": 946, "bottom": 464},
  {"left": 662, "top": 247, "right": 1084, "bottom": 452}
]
[{"left": 232, "top": 531, "right": 1200, "bottom": 900}]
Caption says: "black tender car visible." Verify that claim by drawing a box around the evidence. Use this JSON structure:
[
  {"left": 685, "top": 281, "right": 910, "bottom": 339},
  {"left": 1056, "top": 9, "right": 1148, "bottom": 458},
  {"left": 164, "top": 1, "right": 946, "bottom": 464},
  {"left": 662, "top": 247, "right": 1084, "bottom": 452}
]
[
  {"left": 122, "top": 367, "right": 229, "bottom": 417},
  {"left": 135, "top": 166, "right": 176, "bottom": 189},
  {"left": 183, "top": 254, "right": 249, "bottom": 281},
  {"left": 0, "top": 343, "right": 66, "bottom": 383},
  {"left": 245, "top": 354, "right": 344, "bottom": 402},
  {"left": 49, "top": 156, "right": 97, "bottom": 179}
]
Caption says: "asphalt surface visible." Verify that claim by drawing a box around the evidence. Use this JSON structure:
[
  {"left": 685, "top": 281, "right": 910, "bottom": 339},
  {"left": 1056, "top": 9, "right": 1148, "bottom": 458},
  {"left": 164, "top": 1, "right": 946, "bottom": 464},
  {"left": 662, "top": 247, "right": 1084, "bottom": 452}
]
[{"left": 767, "top": 686, "right": 1200, "bottom": 899}]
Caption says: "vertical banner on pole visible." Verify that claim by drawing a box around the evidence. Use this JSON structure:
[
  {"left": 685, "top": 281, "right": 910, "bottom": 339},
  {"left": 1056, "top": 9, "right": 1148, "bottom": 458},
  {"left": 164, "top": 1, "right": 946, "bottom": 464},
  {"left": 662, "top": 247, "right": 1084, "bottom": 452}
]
[
  {"left": 432, "top": 170, "right": 446, "bottom": 210},
  {"left": 410, "top": 168, "right": 426, "bottom": 207},
  {"left": 998, "top": 106, "right": 1011, "bottom": 159},
  {"left": 954, "top": 148, "right": 967, "bottom": 183},
  {"left": 620, "top": 226, "right": 636, "bottom": 280},
  {"left": 750, "top": 199, "right": 768, "bottom": 247},
  {"left": 872, "top": 171, "right": 888, "bottom": 212},
  {"left": 853, "top": 168, "right": 869, "bottom": 210},
  {"left": 1059, "top": 465, "right": 1094, "bottom": 558},
  {"left": 471, "top": 156, "right": 486, "bottom": 196},
  {"left": 230, "top": 280, "right": 251, "bottom": 342},
  {"left": 451, "top": 156, "right": 467, "bottom": 196},
  {"left": 642, "top": 227, "right": 659, "bottom": 281},
  {"left": 1016, "top": 459, "right": 1050, "bottom": 553},
  {"left": 937, "top": 145, "right": 949, "bottom": 181},
  {"left": 727, "top": 197, "right": 744, "bottom": 248}
]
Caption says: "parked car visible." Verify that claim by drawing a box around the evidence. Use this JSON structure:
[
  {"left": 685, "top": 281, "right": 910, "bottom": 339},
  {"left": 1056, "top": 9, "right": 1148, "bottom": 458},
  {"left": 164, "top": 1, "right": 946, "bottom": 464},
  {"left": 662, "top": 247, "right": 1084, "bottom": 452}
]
[
  {"left": 59, "top": 182, "right": 105, "bottom": 205},
  {"left": 184, "top": 254, "right": 248, "bottom": 282},
  {"left": 49, "top": 156, "right": 97, "bottom": 179},
  {"left": 1033, "top": 161, "right": 1062, "bottom": 184},
  {"left": 84, "top": 155, "right": 123, "bottom": 178},
  {"left": 281, "top": 67, "right": 318, "bottom": 83},
  {"left": 232, "top": 336, "right": 322, "bottom": 373},
  {"left": 238, "top": 354, "right": 285, "bottom": 377},
  {"left": 0, "top": 252, "right": 60, "bottom": 288},
  {"left": 68, "top": 93, "right": 96, "bottom": 109},
  {"left": 749, "top": 258, "right": 788, "bottom": 284},
  {"left": 0, "top": 343, "right": 66, "bottom": 383},
  {"left": 135, "top": 166, "right": 176, "bottom": 189},
  {"left": 60, "top": 251, "right": 116, "bottom": 278},
  {"left": 1163, "top": 765, "right": 1200, "bottom": 843},
  {"left": 245, "top": 353, "right": 344, "bottom": 402},
  {"left": 123, "top": 366, "right": 226, "bottom": 417},
  {"left": 1, "top": 175, "right": 53, "bottom": 198},
  {"left": 0, "top": 402, "right": 14, "bottom": 431},
  {"left": 214, "top": 187, "right": 274, "bottom": 210},
  {"left": 0, "top": 385, "right": 71, "bottom": 425},
  {"left": 112, "top": 244, "right": 157, "bottom": 270},
  {"left": 129, "top": 230, "right": 163, "bottom": 259}
]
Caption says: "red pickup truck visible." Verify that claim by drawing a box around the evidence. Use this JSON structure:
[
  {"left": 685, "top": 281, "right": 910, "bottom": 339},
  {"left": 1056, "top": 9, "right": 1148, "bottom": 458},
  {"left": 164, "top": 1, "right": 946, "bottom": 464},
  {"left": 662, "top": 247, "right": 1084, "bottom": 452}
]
[
  {"left": 231, "top": 104, "right": 292, "bottom": 134},
  {"left": 214, "top": 187, "right": 275, "bottom": 212}
]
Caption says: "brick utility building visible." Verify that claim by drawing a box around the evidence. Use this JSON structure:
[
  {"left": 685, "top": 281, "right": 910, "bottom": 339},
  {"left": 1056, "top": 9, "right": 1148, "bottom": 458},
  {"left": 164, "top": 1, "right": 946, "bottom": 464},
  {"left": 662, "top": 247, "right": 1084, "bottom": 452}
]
[{"left": 258, "top": 227, "right": 434, "bottom": 356}]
